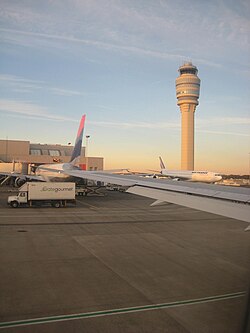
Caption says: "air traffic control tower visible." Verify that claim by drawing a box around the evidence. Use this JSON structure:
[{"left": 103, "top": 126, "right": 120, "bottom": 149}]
[{"left": 176, "top": 62, "right": 200, "bottom": 170}]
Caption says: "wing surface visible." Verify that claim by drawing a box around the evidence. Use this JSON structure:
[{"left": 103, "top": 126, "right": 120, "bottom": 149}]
[
  {"left": 63, "top": 167, "right": 250, "bottom": 224},
  {"left": 0, "top": 171, "right": 44, "bottom": 181}
]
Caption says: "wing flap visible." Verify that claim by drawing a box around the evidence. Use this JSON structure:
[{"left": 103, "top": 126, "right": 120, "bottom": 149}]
[{"left": 127, "top": 185, "right": 250, "bottom": 223}]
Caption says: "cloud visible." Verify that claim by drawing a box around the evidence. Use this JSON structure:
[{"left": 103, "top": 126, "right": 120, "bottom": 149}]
[
  {"left": 0, "top": 99, "right": 169, "bottom": 127},
  {"left": 89, "top": 118, "right": 250, "bottom": 137},
  {"left": 1, "top": 0, "right": 249, "bottom": 65},
  {"left": 0, "top": 74, "right": 43, "bottom": 90},
  {"left": 0, "top": 73, "right": 84, "bottom": 96},
  {"left": 90, "top": 120, "right": 180, "bottom": 129},
  {"left": 0, "top": 99, "right": 178, "bottom": 128},
  {"left": 48, "top": 87, "right": 84, "bottom": 97},
  {"left": 197, "top": 129, "right": 249, "bottom": 137},
  {"left": 0, "top": 99, "right": 76, "bottom": 122},
  {"left": 1, "top": 98, "right": 249, "bottom": 138},
  {"left": 197, "top": 117, "right": 250, "bottom": 126},
  {"left": 0, "top": 28, "right": 221, "bottom": 68}
]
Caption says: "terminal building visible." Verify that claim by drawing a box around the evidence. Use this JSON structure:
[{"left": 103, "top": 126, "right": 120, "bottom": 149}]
[{"left": 0, "top": 139, "right": 103, "bottom": 174}]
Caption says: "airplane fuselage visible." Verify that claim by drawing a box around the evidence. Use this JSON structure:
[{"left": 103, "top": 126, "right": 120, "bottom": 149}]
[
  {"left": 161, "top": 170, "right": 222, "bottom": 183},
  {"left": 35, "top": 163, "right": 73, "bottom": 182},
  {"left": 27, "top": 163, "right": 223, "bottom": 184}
]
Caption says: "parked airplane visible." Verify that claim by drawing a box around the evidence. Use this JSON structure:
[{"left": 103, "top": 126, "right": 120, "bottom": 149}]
[
  {"left": 34, "top": 114, "right": 86, "bottom": 182},
  {"left": 0, "top": 115, "right": 249, "bottom": 227},
  {"left": 157, "top": 156, "right": 222, "bottom": 183},
  {"left": 0, "top": 115, "right": 127, "bottom": 185},
  {"left": 0, "top": 115, "right": 87, "bottom": 184}
]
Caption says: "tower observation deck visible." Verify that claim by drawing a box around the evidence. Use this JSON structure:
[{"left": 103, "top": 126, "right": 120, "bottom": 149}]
[{"left": 176, "top": 62, "right": 200, "bottom": 170}]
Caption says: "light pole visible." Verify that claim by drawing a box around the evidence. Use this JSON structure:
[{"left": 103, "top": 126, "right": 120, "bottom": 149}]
[
  {"left": 248, "top": 152, "right": 250, "bottom": 185},
  {"left": 85, "top": 135, "right": 90, "bottom": 171},
  {"left": 85, "top": 135, "right": 90, "bottom": 157},
  {"left": 5, "top": 136, "right": 8, "bottom": 162}
]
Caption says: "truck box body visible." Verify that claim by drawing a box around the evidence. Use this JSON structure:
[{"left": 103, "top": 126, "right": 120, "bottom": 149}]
[{"left": 19, "top": 182, "right": 75, "bottom": 200}]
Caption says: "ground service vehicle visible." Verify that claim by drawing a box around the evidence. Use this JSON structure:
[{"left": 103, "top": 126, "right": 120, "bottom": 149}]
[{"left": 8, "top": 182, "right": 76, "bottom": 208}]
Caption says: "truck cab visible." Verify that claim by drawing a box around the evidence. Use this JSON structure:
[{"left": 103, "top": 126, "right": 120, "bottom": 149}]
[{"left": 8, "top": 191, "right": 28, "bottom": 207}]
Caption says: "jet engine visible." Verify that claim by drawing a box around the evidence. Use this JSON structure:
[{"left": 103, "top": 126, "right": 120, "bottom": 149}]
[{"left": 15, "top": 177, "right": 26, "bottom": 187}]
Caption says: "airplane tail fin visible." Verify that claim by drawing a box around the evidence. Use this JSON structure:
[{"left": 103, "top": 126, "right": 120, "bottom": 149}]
[
  {"left": 70, "top": 115, "right": 86, "bottom": 164},
  {"left": 159, "top": 156, "right": 166, "bottom": 170}
]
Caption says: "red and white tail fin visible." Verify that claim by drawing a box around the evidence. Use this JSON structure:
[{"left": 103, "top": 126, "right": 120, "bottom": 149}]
[{"left": 70, "top": 115, "right": 86, "bottom": 164}]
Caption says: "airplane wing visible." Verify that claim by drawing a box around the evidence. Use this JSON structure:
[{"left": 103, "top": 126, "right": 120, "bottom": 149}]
[
  {"left": 62, "top": 166, "right": 250, "bottom": 226},
  {"left": 0, "top": 171, "right": 45, "bottom": 181}
]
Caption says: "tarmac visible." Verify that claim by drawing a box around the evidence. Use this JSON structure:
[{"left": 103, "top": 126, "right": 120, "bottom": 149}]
[{"left": 0, "top": 187, "right": 249, "bottom": 333}]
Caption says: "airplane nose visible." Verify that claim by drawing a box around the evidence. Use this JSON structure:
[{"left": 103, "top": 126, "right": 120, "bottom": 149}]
[{"left": 216, "top": 176, "right": 222, "bottom": 181}]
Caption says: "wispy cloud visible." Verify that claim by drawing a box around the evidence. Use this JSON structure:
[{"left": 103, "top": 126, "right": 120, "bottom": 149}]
[
  {"left": 197, "top": 117, "right": 250, "bottom": 126},
  {"left": 1, "top": 0, "right": 249, "bottom": 68},
  {"left": 0, "top": 73, "right": 85, "bottom": 97},
  {"left": 90, "top": 120, "right": 180, "bottom": 129},
  {"left": 0, "top": 74, "right": 43, "bottom": 90},
  {"left": 49, "top": 87, "right": 84, "bottom": 97},
  {"left": 0, "top": 28, "right": 221, "bottom": 68},
  {"left": 0, "top": 99, "right": 76, "bottom": 122},
  {"left": 1, "top": 99, "right": 249, "bottom": 137},
  {"left": 197, "top": 129, "right": 250, "bottom": 137}
]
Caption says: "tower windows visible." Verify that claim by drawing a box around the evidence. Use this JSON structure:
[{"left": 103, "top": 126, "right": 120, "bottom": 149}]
[
  {"left": 180, "top": 69, "right": 197, "bottom": 75},
  {"left": 176, "top": 89, "right": 200, "bottom": 95}
]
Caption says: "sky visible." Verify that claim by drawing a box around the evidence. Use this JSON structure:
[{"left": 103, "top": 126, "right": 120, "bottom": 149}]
[{"left": 0, "top": 0, "right": 249, "bottom": 174}]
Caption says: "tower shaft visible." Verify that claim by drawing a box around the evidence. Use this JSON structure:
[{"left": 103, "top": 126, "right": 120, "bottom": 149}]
[{"left": 180, "top": 104, "right": 196, "bottom": 170}]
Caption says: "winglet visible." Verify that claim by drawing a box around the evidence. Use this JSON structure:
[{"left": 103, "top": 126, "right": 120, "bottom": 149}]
[
  {"left": 150, "top": 200, "right": 169, "bottom": 207},
  {"left": 245, "top": 225, "right": 250, "bottom": 232},
  {"left": 159, "top": 156, "right": 166, "bottom": 170},
  {"left": 70, "top": 115, "right": 86, "bottom": 164}
]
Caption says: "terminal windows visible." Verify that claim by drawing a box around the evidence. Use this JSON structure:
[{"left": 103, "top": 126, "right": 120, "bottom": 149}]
[
  {"left": 30, "top": 149, "right": 42, "bottom": 155},
  {"left": 49, "top": 150, "right": 61, "bottom": 156}
]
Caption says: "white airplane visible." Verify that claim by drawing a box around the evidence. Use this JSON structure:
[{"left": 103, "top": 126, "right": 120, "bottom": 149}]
[
  {"left": 0, "top": 115, "right": 87, "bottom": 184},
  {"left": 1, "top": 115, "right": 249, "bottom": 227},
  {"left": 34, "top": 115, "right": 87, "bottom": 182},
  {"left": 158, "top": 156, "right": 222, "bottom": 183},
  {"left": 0, "top": 115, "right": 127, "bottom": 185}
]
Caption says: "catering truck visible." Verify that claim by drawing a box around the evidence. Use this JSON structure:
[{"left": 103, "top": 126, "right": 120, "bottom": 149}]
[{"left": 8, "top": 182, "right": 76, "bottom": 208}]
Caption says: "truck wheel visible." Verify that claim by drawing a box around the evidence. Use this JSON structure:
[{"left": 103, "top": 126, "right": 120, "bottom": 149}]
[
  {"left": 53, "top": 202, "right": 60, "bottom": 208},
  {"left": 11, "top": 201, "right": 19, "bottom": 208}
]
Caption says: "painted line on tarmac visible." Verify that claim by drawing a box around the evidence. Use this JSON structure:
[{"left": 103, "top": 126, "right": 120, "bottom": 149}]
[{"left": 0, "top": 291, "right": 246, "bottom": 329}]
